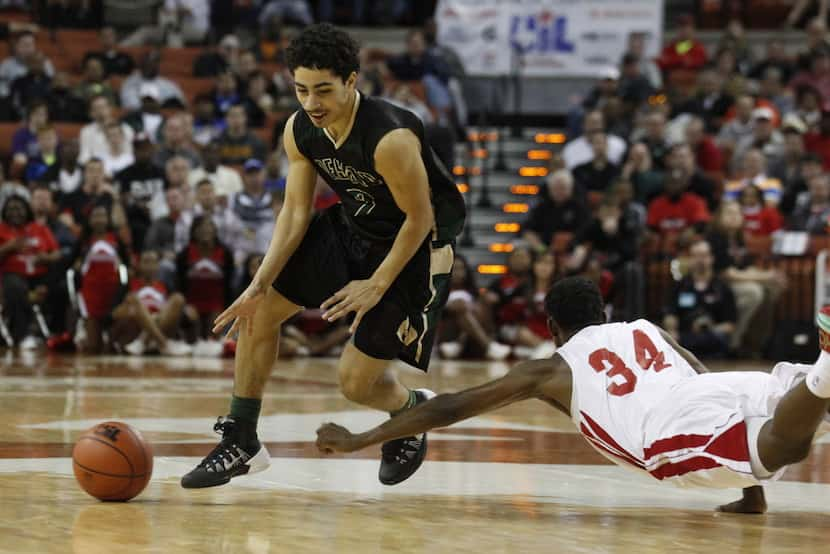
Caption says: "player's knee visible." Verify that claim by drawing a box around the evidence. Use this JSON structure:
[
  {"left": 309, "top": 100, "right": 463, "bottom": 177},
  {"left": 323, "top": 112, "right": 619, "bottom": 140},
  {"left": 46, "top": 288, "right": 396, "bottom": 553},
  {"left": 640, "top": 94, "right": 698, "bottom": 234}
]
[
  {"left": 337, "top": 368, "right": 372, "bottom": 404},
  {"left": 784, "top": 440, "right": 813, "bottom": 465}
]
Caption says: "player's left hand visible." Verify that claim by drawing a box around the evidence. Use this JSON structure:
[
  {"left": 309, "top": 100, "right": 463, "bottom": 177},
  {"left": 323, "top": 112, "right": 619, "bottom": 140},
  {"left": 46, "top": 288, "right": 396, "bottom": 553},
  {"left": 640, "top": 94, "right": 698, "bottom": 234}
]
[
  {"left": 316, "top": 422, "right": 361, "bottom": 453},
  {"left": 320, "top": 279, "right": 385, "bottom": 334}
]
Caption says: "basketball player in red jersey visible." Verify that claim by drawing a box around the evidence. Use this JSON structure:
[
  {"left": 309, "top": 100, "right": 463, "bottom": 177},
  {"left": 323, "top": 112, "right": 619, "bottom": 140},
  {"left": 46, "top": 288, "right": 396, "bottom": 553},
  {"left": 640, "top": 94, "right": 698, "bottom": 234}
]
[{"left": 317, "top": 276, "right": 830, "bottom": 513}]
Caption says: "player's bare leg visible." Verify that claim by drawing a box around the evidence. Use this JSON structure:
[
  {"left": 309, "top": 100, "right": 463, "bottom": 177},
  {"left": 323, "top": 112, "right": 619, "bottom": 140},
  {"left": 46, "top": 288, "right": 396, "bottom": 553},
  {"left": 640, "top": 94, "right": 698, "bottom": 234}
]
[
  {"left": 337, "top": 342, "right": 435, "bottom": 485},
  {"left": 181, "top": 288, "right": 301, "bottom": 488}
]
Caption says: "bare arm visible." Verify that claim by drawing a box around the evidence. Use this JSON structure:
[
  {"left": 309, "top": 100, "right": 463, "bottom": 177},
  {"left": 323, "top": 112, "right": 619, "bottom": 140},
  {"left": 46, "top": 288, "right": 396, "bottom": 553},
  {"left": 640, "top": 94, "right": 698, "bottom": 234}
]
[
  {"left": 370, "top": 128, "right": 435, "bottom": 290},
  {"left": 252, "top": 113, "right": 318, "bottom": 290},
  {"left": 658, "top": 326, "right": 709, "bottom": 374},
  {"left": 316, "top": 358, "right": 566, "bottom": 453}
]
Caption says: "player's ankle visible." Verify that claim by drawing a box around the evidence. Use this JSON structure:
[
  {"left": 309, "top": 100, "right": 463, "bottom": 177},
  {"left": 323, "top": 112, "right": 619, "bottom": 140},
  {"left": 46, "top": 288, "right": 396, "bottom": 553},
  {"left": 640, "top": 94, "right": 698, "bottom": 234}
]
[{"left": 229, "top": 395, "right": 262, "bottom": 426}]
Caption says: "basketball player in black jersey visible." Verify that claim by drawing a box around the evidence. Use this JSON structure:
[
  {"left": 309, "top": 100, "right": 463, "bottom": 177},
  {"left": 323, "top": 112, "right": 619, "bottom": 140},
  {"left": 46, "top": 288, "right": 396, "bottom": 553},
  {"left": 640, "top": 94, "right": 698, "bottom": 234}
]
[{"left": 181, "top": 24, "right": 466, "bottom": 488}]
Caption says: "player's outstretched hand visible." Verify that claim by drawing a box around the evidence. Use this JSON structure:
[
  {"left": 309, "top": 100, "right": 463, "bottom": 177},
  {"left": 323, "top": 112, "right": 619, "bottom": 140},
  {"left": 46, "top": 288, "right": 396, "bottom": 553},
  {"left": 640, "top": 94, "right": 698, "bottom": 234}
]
[
  {"left": 316, "top": 423, "right": 361, "bottom": 453},
  {"left": 212, "top": 282, "right": 266, "bottom": 337},
  {"left": 320, "top": 279, "right": 385, "bottom": 334}
]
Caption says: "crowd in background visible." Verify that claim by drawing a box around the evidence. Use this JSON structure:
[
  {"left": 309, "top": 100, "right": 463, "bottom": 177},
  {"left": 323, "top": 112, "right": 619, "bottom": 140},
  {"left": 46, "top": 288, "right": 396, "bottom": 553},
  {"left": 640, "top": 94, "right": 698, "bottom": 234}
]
[{"left": 0, "top": 2, "right": 829, "bottom": 363}]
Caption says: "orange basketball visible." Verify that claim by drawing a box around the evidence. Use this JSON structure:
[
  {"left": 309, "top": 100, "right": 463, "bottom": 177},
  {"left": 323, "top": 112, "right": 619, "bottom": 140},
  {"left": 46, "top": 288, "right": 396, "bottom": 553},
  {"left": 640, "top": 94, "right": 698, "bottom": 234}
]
[{"left": 72, "top": 421, "right": 153, "bottom": 502}]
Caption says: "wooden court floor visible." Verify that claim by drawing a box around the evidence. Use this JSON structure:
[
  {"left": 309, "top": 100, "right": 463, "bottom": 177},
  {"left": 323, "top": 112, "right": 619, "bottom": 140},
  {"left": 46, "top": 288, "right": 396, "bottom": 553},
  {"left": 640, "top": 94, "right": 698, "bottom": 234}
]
[{"left": 1, "top": 351, "right": 830, "bottom": 553}]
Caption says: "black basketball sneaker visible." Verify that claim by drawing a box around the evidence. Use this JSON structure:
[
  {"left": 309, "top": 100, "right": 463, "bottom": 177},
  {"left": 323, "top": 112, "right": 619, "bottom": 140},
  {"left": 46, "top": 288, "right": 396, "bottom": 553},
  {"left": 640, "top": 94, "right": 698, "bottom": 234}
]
[
  {"left": 378, "top": 388, "right": 436, "bottom": 485},
  {"left": 180, "top": 416, "right": 271, "bottom": 489}
]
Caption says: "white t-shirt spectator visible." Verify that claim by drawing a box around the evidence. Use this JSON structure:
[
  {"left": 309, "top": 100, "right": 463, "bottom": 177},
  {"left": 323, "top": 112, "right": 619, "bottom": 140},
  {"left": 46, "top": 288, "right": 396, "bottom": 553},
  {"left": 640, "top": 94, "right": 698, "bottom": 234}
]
[
  {"left": 188, "top": 166, "right": 243, "bottom": 198},
  {"left": 562, "top": 133, "right": 627, "bottom": 169},
  {"left": 164, "top": 0, "right": 210, "bottom": 35},
  {"left": 79, "top": 123, "right": 135, "bottom": 164}
]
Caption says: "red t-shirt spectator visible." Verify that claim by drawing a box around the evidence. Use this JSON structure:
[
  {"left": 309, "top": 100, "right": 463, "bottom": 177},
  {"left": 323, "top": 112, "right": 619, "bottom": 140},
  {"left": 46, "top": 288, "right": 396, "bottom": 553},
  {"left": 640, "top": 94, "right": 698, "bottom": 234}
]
[
  {"left": 77, "top": 232, "right": 125, "bottom": 319},
  {"left": 741, "top": 205, "right": 784, "bottom": 236},
  {"left": 647, "top": 193, "right": 711, "bottom": 232},
  {"left": 657, "top": 40, "right": 707, "bottom": 73},
  {"left": 694, "top": 135, "right": 723, "bottom": 173},
  {"left": 176, "top": 243, "right": 233, "bottom": 315},
  {"left": 804, "top": 131, "right": 830, "bottom": 170},
  {"left": 0, "top": 221, "right": 58, "bottom": 277}
]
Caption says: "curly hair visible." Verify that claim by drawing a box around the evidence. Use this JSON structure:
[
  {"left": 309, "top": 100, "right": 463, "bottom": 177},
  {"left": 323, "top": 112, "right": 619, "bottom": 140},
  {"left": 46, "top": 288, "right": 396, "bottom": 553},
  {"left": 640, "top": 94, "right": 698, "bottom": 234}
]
[
  {"left": 284, "top": 23, "right": 360, "bottom": 81},
  {"left": 544, "top": 276, "right": 605, "bottom": 334}
]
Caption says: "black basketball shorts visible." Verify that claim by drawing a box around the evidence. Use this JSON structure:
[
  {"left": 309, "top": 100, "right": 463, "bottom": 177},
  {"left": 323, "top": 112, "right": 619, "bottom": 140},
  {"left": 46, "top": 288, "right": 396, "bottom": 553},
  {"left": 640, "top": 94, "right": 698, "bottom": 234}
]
[{"left": 272, "top": 204, "right": 454, "bottom": 371}]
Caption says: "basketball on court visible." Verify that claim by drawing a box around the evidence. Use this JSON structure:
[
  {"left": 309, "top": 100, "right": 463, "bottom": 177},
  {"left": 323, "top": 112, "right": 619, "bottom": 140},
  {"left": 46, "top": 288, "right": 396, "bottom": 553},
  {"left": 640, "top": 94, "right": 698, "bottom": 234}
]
[{"left": 72, "top": 421, "right": 153, "bottom": 502}]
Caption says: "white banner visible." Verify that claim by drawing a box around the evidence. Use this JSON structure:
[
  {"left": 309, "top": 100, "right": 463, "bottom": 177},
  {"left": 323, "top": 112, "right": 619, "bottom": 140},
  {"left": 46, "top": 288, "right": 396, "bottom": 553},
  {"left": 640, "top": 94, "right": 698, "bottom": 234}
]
[{"left": 436, "top": 0, "right": 663, "bottom": 77}]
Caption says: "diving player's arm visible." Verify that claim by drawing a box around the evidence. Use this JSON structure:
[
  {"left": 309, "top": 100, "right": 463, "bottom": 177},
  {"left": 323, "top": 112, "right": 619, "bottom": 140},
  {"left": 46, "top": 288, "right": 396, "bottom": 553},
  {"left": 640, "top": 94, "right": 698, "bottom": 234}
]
[
  {"left": 369, "top": 128, "right": 435, "bottom": 291},
  {"left": 316, "top": 357, "right": 571, "bottom": 453},
  {"left": 658, "top": 327, "right": 710, "bottom": 374},
  {"left": 251, "top": 113, "right": 318, "bottom": 289}
]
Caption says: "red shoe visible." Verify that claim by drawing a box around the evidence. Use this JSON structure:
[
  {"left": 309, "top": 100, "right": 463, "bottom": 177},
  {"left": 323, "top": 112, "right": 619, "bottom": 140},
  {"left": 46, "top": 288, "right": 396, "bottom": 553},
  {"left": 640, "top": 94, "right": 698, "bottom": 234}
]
[{"left": 222, "top": 338, "right": 236, "bottom": 358}]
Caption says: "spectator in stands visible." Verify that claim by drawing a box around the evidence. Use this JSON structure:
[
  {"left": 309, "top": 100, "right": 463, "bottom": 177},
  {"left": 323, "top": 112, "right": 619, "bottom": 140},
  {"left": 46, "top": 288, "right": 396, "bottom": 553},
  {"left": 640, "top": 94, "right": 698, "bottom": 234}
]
[
  {"left": 83, "top": 26, "right": 134, "bottom": 77},
  {"left": 618, "top": 53, "right": 655, "bottom": 110},
  {"left": 59, "top": 158, "right": 125, "bottom": 233},
  {"left": 31, "top": 185, "right": 75, "bottom": 265},
  {"left": 244, "top": 72, "right": 274, "bottom": 125},
  {"left": 191, "top": 178, "right": 229, "bottom": 243},
  {"left": 80, "top": 95, "right": 135, "bottom": 164},
  {"left": 225, "top": 158, "right": 275, "bottom": 268},
  {"left": 386, "top": 29, "right": 453, "bottom": 123},
  {"left": 734, "top": 107, "right": 785, "bottom": 167},
  {"left": 0, "top": 194, "right": 60, "bottom": 348},
  {"left": 622, "top": 31, "right": 661, "bottom": 90},
  {"left": 163, "top": 0, "right": 210, "bottom": 46},
  {"left": 738, "top": 184, "right": 784, "bottom": 237},
  {"left": 749, "top": 40, "right": 795, "bottom": 85},
  {"left": 24, "top": 125, "right": 59, "bottom": 186},
  {"left": 759, "top": 67, "right": 795, "bottom": 118},
  {"left": 647, "top": 168, "right": 711, "bottom": 236},
  {"left": 664, "top": 142, "right": 718, "bottom": 210},
  {"left": 188, "top": 141, "right": 242, "bottom": 201},
  {"left": 621, "top": 142, "right": 664, "bottom": 205},
  {"left": 780, "top": 150, "right": 821, "bottom": 217},
  {"left": 707, "top": 201, "right": 786, "bottom": 355},
  {"left": 790, "top": 172, "right": 830, "bottom": 233},
  {"left": 153, "top": 113, "right": 201, "bottom": 169},
  {"left": 479, "top": 246, "right": 533, "bottom": 359},
  {"left": 511, "top": 251, "right": 559, "bottom": 360},
  {"left": 100, "top": 121, "right": 135, "bottom": 177},
  {"left": 770, "top": 121, "right": 808, "bottom": 187},
  {"left": 437, "top": 254, "right": 511, "bottom": 360},
  {"left": 49, "top": 139, "right": 82, "bottom": 197},
  {"left": 382, "top": 82, "right": 433, "bottom": 124},
  {"left": 46, "top": 72, "right": 87, "bottom": 123},
  {"left": 263, "top": 149, "right": 286, "bottom": 193},
  {"left": 675, "top": 68, "right": 734, "bottom": 133},
  {"left": 791, "top": 46, "right": 830, "bottom": 103},
  {"left": 664, "top": 238, "right": 736, "bottom": 358},
  {"left": 0, "top": 31, "right": 54, "bottom": 99},
  {"left": 193, "top": 34, "right": 240, "bottom": 78},
  {"left": 568, "top": 191, "right": 645, "bottom": 321},
  {"left": 258, "top": 0, "right": 314, "bottom": 26},
  {"left": 796, "top": 18, "right": 830, "bottom": 71},
  {"left": 684, "top": 115, "right": 723, "bottom": 174},
  {"left": 788, "top": 2, "right": 829, "bottom": 29},
  {"left": 562, "top": 110, "right": 627, "bottom": 170},
  {"left": 121, "top": 50, "right": 186, "bottom": 111},
  {"left": 176, "top": 214, "right": 233, "bottom": 355},
  {"left": 216, "top": 104, "right": 266, "bottom": 165},
  {"left": 122, "top": 83, "right": 165, "bottom": 142},
  {"left": 805, "top": 110, "right": 830, "bottom": 168},
  {"left": 636, "top": 110, "right": 671, "bottom": 169},
  {"left": 213, "top": 69, "right": 241, "bottom": 117},
  {"left": 572, "top": 132, "right": 620, "bottom": 196},
  {"left": 164, "top": 155, "right": 194, "bottom": 207},
  {"left": 116, "top": 133, "right": 166, "bottom": 251},
  {"left": 192, "top": 93, "right": 226, "bottom": 146},
  {"left": 717, "top": 94, "right": 755, "bottom": 152},
  {"left": 73, "top": 57, "right": 117, "bottom": 108},
  {"left": 9, "top": 52, "right": 52, "bottom": 116},
  {"left": 521, "top": 169, "right": 590, "bottom": 252},
  {"left": 0, "top": 163, "right": 28, "bottom": 212},
  {"left": 717, "top": 19, "right": 751, "bottom": 74},
  {"left": 723, "top": 149, "right": 783, "bottom": 206},
  {"left": 12, "top": 100, "right": 48, "bottom": 169},
  {"left": 145, "top": 186, "right": 192, "bottom": 286},
  {"left": 568, "top": 67, "right": 620, "bottom": 138},
  {"left": 656, "top": 14, "right": 707, "bottom": 74}
]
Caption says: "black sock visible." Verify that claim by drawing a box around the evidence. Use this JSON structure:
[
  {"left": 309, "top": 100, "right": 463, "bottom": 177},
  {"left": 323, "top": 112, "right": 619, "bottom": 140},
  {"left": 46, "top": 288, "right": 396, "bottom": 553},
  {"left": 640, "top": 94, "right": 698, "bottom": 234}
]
[
  {"left": 229, "top": 395, "right": 262, "bottom": 428},
  {"left": 390, "top": 390, "right": 417, "bottom": 417}
]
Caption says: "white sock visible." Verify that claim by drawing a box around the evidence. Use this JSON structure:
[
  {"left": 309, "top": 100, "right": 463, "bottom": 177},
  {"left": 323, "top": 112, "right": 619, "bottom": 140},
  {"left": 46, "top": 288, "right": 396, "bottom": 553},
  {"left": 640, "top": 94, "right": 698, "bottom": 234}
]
[{"left": 806, "top": 350, "right": 830, "bottom": 398}]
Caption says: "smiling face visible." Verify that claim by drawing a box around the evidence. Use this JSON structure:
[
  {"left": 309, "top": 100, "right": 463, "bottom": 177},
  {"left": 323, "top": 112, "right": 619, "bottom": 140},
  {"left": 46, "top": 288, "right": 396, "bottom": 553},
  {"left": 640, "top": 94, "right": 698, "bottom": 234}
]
[{"left": 293, "top": 66, "right": 356, "bottom": 128}]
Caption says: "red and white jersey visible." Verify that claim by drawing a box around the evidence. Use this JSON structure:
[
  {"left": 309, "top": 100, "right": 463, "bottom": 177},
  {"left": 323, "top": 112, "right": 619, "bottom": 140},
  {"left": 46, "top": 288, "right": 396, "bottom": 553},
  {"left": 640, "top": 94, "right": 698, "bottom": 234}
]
[
  {"left": 130, "top": 279, "right": 168, "bottom": 314},
  {"left": 557, "top": 319, "right": 756, "bottom": 489}
]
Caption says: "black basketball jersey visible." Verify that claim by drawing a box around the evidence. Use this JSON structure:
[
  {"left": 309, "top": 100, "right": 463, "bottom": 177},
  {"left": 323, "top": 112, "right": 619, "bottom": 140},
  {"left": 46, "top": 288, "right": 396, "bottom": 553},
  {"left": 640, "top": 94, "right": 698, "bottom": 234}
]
[{"left": 292, "top": 93, "right": 465, "bottom": 242}]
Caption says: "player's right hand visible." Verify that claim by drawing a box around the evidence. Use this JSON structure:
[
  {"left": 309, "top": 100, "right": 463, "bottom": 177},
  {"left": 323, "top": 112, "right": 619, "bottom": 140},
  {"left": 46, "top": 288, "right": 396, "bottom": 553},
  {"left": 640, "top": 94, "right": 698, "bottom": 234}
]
[
  {"left": 212, "top": 281, "right": 266, "bottom": 337},
  {"left": 316, "top": 423, "right": 361, "bottom": 453}
]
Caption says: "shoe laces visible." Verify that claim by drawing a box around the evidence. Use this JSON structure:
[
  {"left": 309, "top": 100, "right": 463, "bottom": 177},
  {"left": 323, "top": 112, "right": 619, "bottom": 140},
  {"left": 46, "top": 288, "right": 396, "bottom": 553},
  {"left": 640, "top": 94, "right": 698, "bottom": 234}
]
[{"left": 196, "top": 416, "right": 250, "bottom": 472}]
